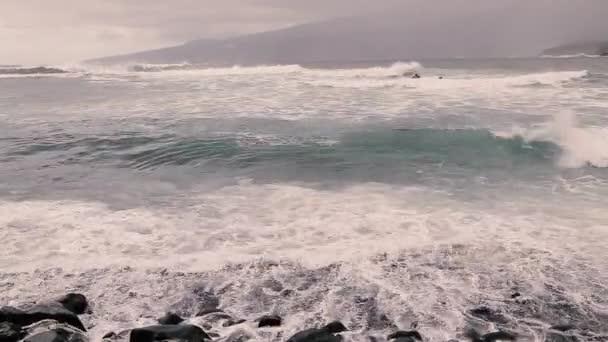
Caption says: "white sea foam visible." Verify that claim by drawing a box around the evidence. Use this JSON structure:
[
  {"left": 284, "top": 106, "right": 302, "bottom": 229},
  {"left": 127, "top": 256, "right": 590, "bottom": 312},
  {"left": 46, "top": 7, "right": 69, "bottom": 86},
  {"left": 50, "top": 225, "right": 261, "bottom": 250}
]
[
  {"left": 541, "top": 53, "right": 606, "bottom": 58},
  {"left": 503, "top": 110, "right": 608, "bottom": 168},
  {"left": 1, "top": 182, "right": 606, "bottom": 273},
  {"left": 1, "top": 182, "right": 607, "bottom": 340}
]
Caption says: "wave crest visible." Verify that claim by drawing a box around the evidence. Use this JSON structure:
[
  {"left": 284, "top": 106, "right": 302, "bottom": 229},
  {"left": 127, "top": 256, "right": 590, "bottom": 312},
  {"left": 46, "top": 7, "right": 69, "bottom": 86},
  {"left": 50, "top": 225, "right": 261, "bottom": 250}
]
[
  {"left": 0, "top": 66, "right": 67, "bottom": 75},
  {"left": 123, "top": 62, "right": 421, "bottom": 78}
]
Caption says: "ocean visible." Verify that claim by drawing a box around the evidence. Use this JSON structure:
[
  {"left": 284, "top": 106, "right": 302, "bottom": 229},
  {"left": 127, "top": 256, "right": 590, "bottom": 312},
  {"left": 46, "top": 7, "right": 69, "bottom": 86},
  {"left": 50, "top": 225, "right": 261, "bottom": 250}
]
[{"left": 1, "top": 58, "right": 607, "bottom": 341}]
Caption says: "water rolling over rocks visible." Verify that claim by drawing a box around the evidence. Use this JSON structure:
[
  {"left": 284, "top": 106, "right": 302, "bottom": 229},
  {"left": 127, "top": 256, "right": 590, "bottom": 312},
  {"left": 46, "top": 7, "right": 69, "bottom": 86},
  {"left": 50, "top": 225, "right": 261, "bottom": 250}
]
[{"left": 1, "top": 263, "right": 607, "bottom": 341}]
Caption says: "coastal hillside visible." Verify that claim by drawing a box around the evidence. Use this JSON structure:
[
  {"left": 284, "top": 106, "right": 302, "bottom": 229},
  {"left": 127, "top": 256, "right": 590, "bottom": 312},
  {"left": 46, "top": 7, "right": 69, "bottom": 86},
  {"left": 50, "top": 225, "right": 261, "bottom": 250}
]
[{"left": 542, "top": 41, "right": 608, "bottom": 56}]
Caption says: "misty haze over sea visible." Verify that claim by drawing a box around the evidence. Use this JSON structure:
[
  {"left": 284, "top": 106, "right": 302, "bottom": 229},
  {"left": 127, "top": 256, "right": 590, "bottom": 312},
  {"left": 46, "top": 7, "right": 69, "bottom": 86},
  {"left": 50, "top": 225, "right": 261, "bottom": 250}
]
[{"left": 1, "top": 1, "right": 607, "bottom": 342}]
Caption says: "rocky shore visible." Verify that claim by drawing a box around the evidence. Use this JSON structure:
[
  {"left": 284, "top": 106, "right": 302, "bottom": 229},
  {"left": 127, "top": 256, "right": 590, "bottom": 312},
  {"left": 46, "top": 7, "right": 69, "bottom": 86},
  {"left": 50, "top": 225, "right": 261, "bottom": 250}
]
[
  {"left": 1, "top": 260, "right": 605, "bottom": 342},
  {"left": 0, "top": 292, "right": 518, "bottom": 342}
]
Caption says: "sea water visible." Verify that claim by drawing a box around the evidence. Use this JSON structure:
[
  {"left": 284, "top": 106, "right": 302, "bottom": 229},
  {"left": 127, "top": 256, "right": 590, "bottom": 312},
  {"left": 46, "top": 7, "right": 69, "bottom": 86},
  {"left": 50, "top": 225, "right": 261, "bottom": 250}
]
[{"left": 1, "top": 58, "right": 607, "bottom": 341}]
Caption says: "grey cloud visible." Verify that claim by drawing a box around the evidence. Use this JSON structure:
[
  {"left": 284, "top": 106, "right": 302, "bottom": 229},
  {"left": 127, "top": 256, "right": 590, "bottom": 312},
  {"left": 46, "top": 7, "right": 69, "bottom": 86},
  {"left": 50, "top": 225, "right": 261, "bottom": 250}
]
[{"left": 1, "top": 0, "right": 607, "bottom": 64}]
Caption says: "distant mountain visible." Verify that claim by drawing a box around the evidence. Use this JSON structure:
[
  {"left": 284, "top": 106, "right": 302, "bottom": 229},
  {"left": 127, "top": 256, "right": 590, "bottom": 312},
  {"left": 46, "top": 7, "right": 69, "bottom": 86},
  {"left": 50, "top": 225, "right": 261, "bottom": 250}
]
[
  {"left": 87, "top": 1, "right": 608, "bottom": 65},
  {"left": 86, "top": 15, "right": 520, "bottom": 65},
  {"left": 542, "top": 41, "right": 608, "bottom": 56}
]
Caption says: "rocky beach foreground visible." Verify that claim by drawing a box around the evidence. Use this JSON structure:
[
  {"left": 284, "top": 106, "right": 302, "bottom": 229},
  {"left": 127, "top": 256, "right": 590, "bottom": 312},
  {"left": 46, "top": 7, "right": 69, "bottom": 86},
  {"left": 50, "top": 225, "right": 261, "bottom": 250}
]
[{"left": 1, "top": 260, "right": 605, "bottom": 342}]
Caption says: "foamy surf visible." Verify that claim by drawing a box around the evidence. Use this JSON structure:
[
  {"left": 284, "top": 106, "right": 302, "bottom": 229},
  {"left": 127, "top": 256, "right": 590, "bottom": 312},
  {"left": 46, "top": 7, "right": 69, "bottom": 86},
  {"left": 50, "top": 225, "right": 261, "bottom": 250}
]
[
  {"left": 502, "top": 111, "right": 608, "bottom": 168},
  {"left": 0, "top": 181, "right": 606, "bottom": 340}
]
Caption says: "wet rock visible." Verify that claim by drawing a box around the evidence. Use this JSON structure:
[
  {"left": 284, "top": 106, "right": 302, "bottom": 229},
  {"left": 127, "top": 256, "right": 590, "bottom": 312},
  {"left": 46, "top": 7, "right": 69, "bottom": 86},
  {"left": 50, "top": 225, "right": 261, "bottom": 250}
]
[
  {"left": 196, "top": 308, "right": 224, "bottom": 317},
  {"left": 157, "top": 312, "right": 184, "bottom": 325},
  {"left": 129, "top": 324, "right": 210, "bottom": 342},
  {"left": 481, "top": 332, "right": 516, "bottom": 342},
  {"left": 102, "top": 329, "right": 131, "bottom": 341},
  {"left": 280, "top": 289, "right": 294, "bottom": 297},
  {"left": 21, "top": 320, "right": 88, "bottom": 342},
  {"left": 56, "top": 294, "right": 89, "bottom": 316},
  {"left": 0, "top": 304, "right": 85, "bottom": 331},
  {"left": 104, "top": 329, "right": 132, "bottom": 341},
  {"left": 287, "top": 321, "right": 347, "bottom": 342},
  {"left": 387, "top": 330, "right": 423, "bottom": 341},
  {"left": 469, "top": 306, "right": 509, "bottom": 324},
  {"left": 101, "top": 332, "right": 116, "bottom": 340},
  {"left": 0, "top": 322, "right": 24, "bottom": 342},
  {"left": 257, "top": 315, "right": 281, "bottom": 328},
  {"left": 222, "top": 319, "right": 246, "bottom": 328},
  {"left": 465, "top": 329, "right": 516, "bottom": 342},
  {"left": 0, "top": 294, "right": 89, "bottom": 332},
  {"left": 23, "top": 330, "right": 68, "bottom": 342},
  {"left": 545, "top": 332, "right": 579, "bottom": 342},
  {"left": 550, "top": 325, "right": 575, "bottom": 332}
]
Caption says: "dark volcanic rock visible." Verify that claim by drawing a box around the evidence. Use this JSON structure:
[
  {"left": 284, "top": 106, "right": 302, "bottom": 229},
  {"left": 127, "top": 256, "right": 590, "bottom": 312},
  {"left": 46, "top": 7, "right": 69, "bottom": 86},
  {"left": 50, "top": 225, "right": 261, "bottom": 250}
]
[
  {"left": 195, "top": 308, "right": 224, "bottom": 317},
  {"left": 287, "top": 321, "right": 347, "bottom": 342},
  {"left": 102, "top": 329, "right": 130, "bottom": 341},
  {"left": 0, "top": 294, "right": 89, "bottom": 332},
  {"left": 20, "top": 320, "right": 88, "bottom": 342},
  {"left": 0, "top": 305, "right": 85, "bottom": 332},
  {"left": 0, "top": 322, "right": 24, "bottom": 342},
  {"left": 469, "top": 306, "right": 509, "bottom": 324},
  {"left": 57, "top": 294, "right": 89, "bottom": 315},
  {"left": 387, "top": 330, "right": 423, "bottom": 341},
  {"left": 280, "top": 289, "right": 294, "bottom": 297},
  {"left": 510, "top": 292, "right": 521, "bottom": 299},
  {"left": 222, "top": 319, "right": 246, "bottom": 327},
  {"left": 23, "top": 330, "right": 67, "bottom": 342},
  {"left": 257, "top": 315, "right": 282, "bottom": 328},
  {"left": 101, "top": 332, "right": 116, "bottom": 340},
  {"left": 545, "top": 332, "right": 579, "bottom": 342},
  {"left": 550, "top": 325, "right": 575, "bottom": 332},
  {"left": 465, "top": 329, "right": 516, "bottom": 342},
  {"left": 481, "top": 332, "right": 516, "bottom": 342},
  {"left": 129, "top": 324, "right": 210, "bottom": 342},
  {"left": 157, "top": 312, "right": 184, "bottom": 325}
]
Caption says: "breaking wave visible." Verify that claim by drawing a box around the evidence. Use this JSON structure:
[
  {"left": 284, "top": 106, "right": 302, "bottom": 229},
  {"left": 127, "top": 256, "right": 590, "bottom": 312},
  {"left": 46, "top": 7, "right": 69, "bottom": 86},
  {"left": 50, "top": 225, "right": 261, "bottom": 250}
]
[
  {"left": 0, "top": 66, "right": 72, "bottom": 78},
  {"left": 122, "top": 62, "right": 421, "bottom": 78},
  {"left": 0, "top": 66, "right": 67, "bottom": 75},
  {"left": 128, "top": 63, "right": 198, "bottom": 72},
  {"left": 541, "top": 53, "right": 606, "bottom": 58},
  {"left": 309, "top": 70, "right": 588, "bottom": 89},
  {"left": 4, "top": 124, "right": 606, "bottom": 171}
]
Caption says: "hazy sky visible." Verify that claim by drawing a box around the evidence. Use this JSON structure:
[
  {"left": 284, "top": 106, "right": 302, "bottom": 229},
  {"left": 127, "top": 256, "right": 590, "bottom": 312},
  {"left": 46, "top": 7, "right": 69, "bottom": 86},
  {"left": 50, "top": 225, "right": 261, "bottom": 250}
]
[
  {"left": 1, "top": 0, "right": 398, "bottom": 64},
  {"left": 1, "top": 0, "right": 606, "bottom": 64}
]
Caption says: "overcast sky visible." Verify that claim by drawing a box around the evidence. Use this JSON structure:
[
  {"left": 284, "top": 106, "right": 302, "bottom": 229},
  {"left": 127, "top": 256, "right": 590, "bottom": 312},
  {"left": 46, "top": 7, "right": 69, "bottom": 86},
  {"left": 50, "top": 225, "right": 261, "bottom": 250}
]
[
  {"left": 0, "top": 0, "right": 397, "bottom": 64},
  {"left": 1, "top": 0, "right": 606, "bottom": 64}
]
